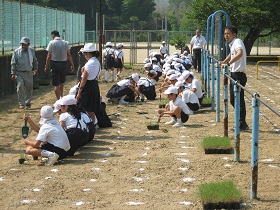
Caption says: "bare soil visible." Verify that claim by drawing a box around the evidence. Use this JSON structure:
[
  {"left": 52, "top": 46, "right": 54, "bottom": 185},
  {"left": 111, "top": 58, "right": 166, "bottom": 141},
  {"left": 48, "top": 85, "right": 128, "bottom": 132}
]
[{"left": 0, "top": 63, "right": 279, "bottom": 209}]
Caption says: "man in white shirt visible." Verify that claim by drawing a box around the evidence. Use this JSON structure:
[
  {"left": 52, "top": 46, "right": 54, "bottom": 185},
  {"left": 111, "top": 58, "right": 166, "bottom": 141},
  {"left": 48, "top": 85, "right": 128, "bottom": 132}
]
[
  {"left": 190, "top": 29, "right": 206, "bottom": 72},
  {"left": 219, "top": 25, "right": 248, "bottom": 131},
  {"left": 160, "top": 41, "right": 168, "bottom": 59}
]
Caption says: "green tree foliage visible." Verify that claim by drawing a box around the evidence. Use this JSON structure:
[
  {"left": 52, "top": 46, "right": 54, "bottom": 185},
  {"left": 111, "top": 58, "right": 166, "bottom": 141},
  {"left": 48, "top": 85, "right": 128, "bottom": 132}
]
[
  {"left": 167, "top": 12, "right": 179, "bottom": 31},
  {"left": 153, "top": 13, "right": 161, "bottom": 30},
  {"left": 130, "top": 16, "right": 139, "bottom": 29},
  {"left": 169, "top": 34, "right": 186, "bottom": 53},
  {"left": 186, "top": 0, "right": 280, "bottom": 55}
]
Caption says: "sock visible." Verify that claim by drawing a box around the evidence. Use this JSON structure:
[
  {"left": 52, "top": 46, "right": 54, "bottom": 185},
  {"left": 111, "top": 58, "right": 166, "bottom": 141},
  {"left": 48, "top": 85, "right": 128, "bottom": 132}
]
[
  {"left": 120, "top": 95, "right": 126, "bottom": 100},
  {"left": 140, "top": 93, "right": 143, "bottom": 99},
  {"left": 105, "top": 71, "right": 109, "bottom": 81},
  {"left": 41, "top": 150, "right": 54, "bottom": 157},
  {"left": 112, "top": 70, "right": 115, "bottom": 80},
  {"left": 177, "top": 118, "right": 182, "bottom": 122},
  {"left": 171, "top": 117, "right": 176, "bottom": 122}
]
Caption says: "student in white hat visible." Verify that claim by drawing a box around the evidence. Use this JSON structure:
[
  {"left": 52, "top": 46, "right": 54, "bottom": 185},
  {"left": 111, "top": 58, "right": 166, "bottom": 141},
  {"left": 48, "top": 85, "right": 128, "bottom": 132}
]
[
  {"left": 159, "top": 73, "right": 178, "bottom": 92},
  {"left": 158, "top": 87, "right": 189, "bottom": 127},
  {"left": 137, "top": 77, "right": 156, "bottom": 101},
  {"left": 144, "top": 63, "right": 159, "bottom": 82},
  {"left": 114, "top": 43, "right": 124, "bottom": 80},
  {"left": 76, "top": 43, "right": 101, "bottom": 125},
  {"left": 106, "top": 73, "right": 140, "bottom": 104},
  {"left": 22, "top": 105, "right": 70, "bottom": 165},
  {"left": 175, "top": 81, "right": 200, "bottom": 114},
  {"left": 58, "top": 95, "right": 89, "bottom": 156},
  {"left": 143, "top": 58, "right": 150, "bottom": 64},
  {"left": 160, "top": 41, "right": 168, "bottom": 59},
  {"left": 180, "top": 55, "right": 191, "bottom": 70},
  {"left": 103, "top": 42, "right": 115, "bottom": 82},
  {"left": 185, "top": 73, "right": 204, "bottom": 104},
  {"left": 183, "top": 50, "right": 193, "bottom": 63},
  {"left": 151, "top": 57, "right": 163, "bottom": 77}
]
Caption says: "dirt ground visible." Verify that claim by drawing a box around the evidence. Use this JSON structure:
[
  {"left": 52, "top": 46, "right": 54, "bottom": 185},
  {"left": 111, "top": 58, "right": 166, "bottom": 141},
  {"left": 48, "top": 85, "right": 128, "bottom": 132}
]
[{"left": 0, "top": 63, "right": 279, "bottom": 209}]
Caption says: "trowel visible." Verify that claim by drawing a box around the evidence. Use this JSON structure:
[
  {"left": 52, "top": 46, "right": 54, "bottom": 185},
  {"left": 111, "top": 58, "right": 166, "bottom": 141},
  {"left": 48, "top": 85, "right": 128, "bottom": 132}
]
[{"left": 22, "top": 119, "right": 29, "bottom": 139}]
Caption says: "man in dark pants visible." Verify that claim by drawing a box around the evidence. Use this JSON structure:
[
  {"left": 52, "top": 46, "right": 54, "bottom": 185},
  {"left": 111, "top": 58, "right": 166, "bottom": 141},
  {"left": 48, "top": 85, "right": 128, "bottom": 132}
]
[
  {"left": 219, "top": 25, "right": 249, "bottom": 131},
  {"left": 44, "top": 30, "right": 74, "bottom": 100},
  {"left": 190, "top": 29, "right": 206, "bottom": 72}
]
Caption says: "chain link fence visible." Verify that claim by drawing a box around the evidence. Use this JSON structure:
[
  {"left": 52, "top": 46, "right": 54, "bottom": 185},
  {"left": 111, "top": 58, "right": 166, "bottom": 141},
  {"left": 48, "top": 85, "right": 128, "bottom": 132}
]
[{"left": 0, "top": 0, "right": 85, "bottom": 54}]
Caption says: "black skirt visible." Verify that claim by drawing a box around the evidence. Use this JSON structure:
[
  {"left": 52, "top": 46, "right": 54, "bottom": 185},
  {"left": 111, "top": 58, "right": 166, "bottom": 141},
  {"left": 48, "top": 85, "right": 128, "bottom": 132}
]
[
  {"left": 106, "top": 84, "right": 133, "bottom": 99},
  {"left": 86, "top": 121, "right": 95, "bottom": 144},
  {"left": 104, "top": 54, "right": 115, "bottom": 69},
  {"left": 114, "top": 58, "right": 123, "bottom": 68},
  {"left": 148, "top": 73, "right": 159, "bottom": 81},
  {"left": 140, "top": 85, "right": 156, "bottom": 100},
  {"left": 95, "top": 104, "right": 112, "bottom": 128},
  {"left": 78, "top": 80, "right": 100, "bottom": 113}
]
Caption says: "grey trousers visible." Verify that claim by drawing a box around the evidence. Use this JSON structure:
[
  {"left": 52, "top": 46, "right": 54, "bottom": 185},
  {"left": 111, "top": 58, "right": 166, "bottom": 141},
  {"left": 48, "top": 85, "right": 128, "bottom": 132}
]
[{"left": 16, "top": 71, "right": 33, "bottom": 108}]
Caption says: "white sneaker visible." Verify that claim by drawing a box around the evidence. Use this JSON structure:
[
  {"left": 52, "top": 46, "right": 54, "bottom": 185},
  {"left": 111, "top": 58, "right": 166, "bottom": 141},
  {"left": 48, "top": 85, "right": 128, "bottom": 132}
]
[
  {"left": 44, "top": 153, "right": 59, "bottom": 166},
  {"left": 165, "top": 120, "right": 176, "bottom": 125},
  {"left": 119, "top": 99, "right": 129, "bottom": 104},
  {"left": 173, "top": 121, "right": 185, "bottom": 127},
  {"left": 117, "top": 74, "right": 121, "bottom": 80}
]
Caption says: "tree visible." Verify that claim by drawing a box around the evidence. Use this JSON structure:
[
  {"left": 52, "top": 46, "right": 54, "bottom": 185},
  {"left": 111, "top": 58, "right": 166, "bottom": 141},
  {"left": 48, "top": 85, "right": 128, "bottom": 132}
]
[
  {"left": 153, "top": 13, "right": 161, "bottom": 30},
  {"left": 130, "top": 16, "right": 139, "bottom": 29},
  {"left": 186, "top": 0, "right": 280, "bottom": 55},
  {"left": 169, "top": 34, "right": 187, "bottom": 53},
  {"left": 167, "top": 12, "right": 179, "bottom": 31}
]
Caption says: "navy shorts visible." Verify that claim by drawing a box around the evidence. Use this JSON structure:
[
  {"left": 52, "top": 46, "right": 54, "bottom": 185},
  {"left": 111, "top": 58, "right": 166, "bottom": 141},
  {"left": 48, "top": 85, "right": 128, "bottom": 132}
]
[
  {"left": 172, "top": 111, "right": 189, "bottom": 123},
  {"left": 51, "top": 61, "right": 67, "bottom": 86},
  {"left": 41, "top": 142, "right": 67, "bottom": 160}
]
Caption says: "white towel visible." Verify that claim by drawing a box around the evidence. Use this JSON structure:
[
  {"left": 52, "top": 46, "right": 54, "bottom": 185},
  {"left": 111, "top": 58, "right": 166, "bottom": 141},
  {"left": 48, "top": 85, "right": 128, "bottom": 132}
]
[{"left": 18, "top": 46, "right": 33, "bottom": 67}]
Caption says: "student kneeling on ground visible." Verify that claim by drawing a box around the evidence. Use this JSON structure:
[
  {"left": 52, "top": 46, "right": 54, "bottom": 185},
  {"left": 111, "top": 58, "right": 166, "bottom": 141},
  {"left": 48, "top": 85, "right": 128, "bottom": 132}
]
[
  {"left": 175, "top": 81, "right": 200, "bottom": 115},
  {"left": 58, "top": 95, "right": 89, "bottom": 156},
  {"left": 137, "top": 77, "right": 157, "bottom": 101},
  {"left": 158, "top": 87, "right": 189, "bottom": 128},
  {"left": 23, "top": 105, "right": 70, "bottom": 166}
]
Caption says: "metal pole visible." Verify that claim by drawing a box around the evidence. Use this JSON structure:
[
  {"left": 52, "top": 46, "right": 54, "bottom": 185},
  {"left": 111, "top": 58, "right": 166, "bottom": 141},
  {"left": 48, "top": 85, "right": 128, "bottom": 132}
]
[
  {"left": 234, "top": 82, "right": 240, "bottom": 162},
  {"left": 207, "top": 51, "right": 210, "bottom": 98},
  {"left": 99, "top": 0, "right": 102, "bottom": 65},
  {"left": 130, "top": 30, "right": 132, "bottom": 65},
  {"left": 114, "top": 30, "right": 116, "bottom": 48},
  {"left": 96, "top": 12, "right": 98, "bottom": 49},
  {"left": 165, "top": 13, "right": 167, "bottom": 41},
  {"left": 2, "top": 0, "right": 4, "bottom": 55},
  {"left": 204, "top": 50, "right": 207, "bottom": 95},
  {"left": 269, "top": 34, "right": 271, "bottom": 56},
  {"left": 103, "top": 14, "right": 105, "bottom": 33},
  {"left": 211, "top": 15, "right": 215, "bottom": 111},
  {"left": 201, "top": 49, "right": 204, "bottom": 80},
  {"left": 45, "top": 6, "right": 47, "bottom": 47},
  {"left": 250, "top": 94, "right": 260, "bottom": 199},
  {"left": 223, "top": 66, "right": 228, "bottom": 137},
  {"left": 216, "top": 62, "right": 220, "bottom": 122},
  {"left": 33, "top": 4, "right": 35, "bottom": 50}
]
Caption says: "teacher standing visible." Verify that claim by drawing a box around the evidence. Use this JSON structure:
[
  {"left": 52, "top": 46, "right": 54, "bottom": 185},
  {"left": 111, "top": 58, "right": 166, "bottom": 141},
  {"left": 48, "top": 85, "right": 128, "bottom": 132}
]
[{"left": 76, "top": 43, "right": 101, "bottom": 124}]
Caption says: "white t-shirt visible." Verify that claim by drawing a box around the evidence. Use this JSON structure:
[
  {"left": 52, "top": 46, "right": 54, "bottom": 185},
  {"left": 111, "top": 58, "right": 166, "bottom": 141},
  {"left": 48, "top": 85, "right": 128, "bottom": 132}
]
[
  {"left": 149, "top": 69, "right": 158, "bottom": 76},
  {"left": 137, "top": 77, "right": 154, "bottom": 87},
  {"left": 103, "top": 47, "right": 114, "bottom": 56},
  {"left": 182, "top": 89, "right": 200, "bottom": 105},
  {"left": 117, "top": 79, "right": 132, "bottom": 87},
  {"left": 115, "top": 49, "right": 124, "bottom": 59},
  {"left": 81, "top": 112, "right": 92, "bottom": 124},
  {"left": 36, "top": 123, "right": 70, "bottom": 151},
  {"left": 83, "top": 57, "right": 101, "bottom": 80},
  {"left": 190, "top": 78, "right": 203, "bottom": 98},
  {"left": 153, "top": 64, "right": 162, "bottom": 72},
  {"left": 169, "top": 97, "right": 189, "bottom": 114},
  {"left": 190, "top": 35, "right": 207, "bottom": 49},
  {"left": 186, "top": 54, "right": 192, "bottom": 62},
  {"left": 160, "top": 45, "right": 168, "bottom": 54},
  {"left": 59, "top": 112, "right": 87, "bottom": 131},
  {"left": 229, "top": 37, "right": 247, "bottom": 74},
  {"left": 184, "top": 58, "right": 192, "bottom": 65},
  {"left": 46, "top": 37, "right": 71, "bottom": 61}
]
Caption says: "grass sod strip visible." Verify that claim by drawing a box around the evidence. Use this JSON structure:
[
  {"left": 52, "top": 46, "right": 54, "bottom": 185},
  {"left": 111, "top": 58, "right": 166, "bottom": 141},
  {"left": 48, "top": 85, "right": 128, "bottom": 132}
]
[
  {"left": 198, "top": 180, "right": 242, "bottom": 204},
  {"left": 201, "top": 136, "right": 231, "bottom": 149},
  {"left": 201, "top": 97, "right": 212, "bottom": 105}
]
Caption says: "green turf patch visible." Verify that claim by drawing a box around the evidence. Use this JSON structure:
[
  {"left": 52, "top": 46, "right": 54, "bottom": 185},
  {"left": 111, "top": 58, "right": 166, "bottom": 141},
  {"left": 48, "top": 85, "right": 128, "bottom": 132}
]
[{"left": 201, "top": 136, "right": 231, "bottom": 149}]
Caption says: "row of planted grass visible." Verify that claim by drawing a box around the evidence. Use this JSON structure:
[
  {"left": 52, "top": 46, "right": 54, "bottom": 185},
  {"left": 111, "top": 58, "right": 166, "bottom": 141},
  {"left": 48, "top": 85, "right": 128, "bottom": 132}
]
[{"left": 201, "top": 136, "right": 231, "bottom": 149}]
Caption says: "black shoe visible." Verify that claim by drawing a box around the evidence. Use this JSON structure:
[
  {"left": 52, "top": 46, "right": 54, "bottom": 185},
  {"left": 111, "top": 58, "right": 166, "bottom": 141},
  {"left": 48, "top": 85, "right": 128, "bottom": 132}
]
[
  {"left": 141, "top": 99, "right": 144, "bottom": 102},
  {"left": 230, "top": 126, "right": 249, "bottom": 132}
]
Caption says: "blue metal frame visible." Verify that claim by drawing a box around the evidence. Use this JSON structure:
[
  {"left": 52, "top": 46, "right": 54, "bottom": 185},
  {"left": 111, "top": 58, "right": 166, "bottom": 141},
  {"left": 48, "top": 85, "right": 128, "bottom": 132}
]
[{"left": 234, "top": 82, "right": 241, "bottom": 162}]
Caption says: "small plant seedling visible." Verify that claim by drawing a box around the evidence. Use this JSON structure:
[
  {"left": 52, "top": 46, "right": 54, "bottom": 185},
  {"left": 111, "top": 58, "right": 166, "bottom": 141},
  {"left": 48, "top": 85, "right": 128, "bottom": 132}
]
[
  {"left": 201, "top": 136, "right": 231, "bottom": 150},
  {"left": 202, "top": 98, "right": 212, "bottom": 104},
  {"left": 20, "top": 152, "right": 27, "bottom": 160},
  {"left": 145, "top": 121, "right": 159, "bottom": 126}
]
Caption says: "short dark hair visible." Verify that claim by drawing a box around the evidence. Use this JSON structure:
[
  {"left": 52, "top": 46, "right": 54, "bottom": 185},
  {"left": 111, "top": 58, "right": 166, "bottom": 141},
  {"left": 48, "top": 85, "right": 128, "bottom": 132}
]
[
  {"left": 225, "top": 25, "right": 238, "bottom": 35},
  {"left": 189, "top": 74, "right": 194, "bottom": 79},
  {"left": 89, "top": 51, "right": 100, "bottom": 58},
  {"left": 51, "top": 30, "right": 59, "bottom": 37}
]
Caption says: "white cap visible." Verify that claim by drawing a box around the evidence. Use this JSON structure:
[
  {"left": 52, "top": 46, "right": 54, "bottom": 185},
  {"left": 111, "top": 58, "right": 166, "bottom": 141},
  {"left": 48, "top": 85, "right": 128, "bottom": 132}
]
[
  {"left": 174, "top": 52, "right": 179, "bottom": 55},
  {"left": 144, "top": 63, "right": 151, "bottom": 68},
  {"left": 167, "top": 58, "right": 173, "bottom": 64},
  {"left": 168, "top": 74, "right": 178, "bottom": 81},
  {"left": 20, "top": 37, "right": 30, "bottom": 44},
  {"left": 190, "top": 72, "right": 195, "bottom": 78},
  {"left": 162, "top": 41, "right": 166, "bottom": 44},
  {"left": 164, "top": 53, "right": 168, "bottom": 58},
  {"left": 180, "top": 55, "right": 185, "bottom": 59},
  {"left": 53, "top": 100, "right": 62, "bottom": 113},
  {"left": 167, "top": 70, "right": 175, "bottom": 75},
  {"left": 131, "top": 73, "right": 140, "bottom": 83},
  {"left": 164, "top": 87, "right": 178, "bottom": 95},
  {"left": 40, "top": 105, "right": 54, "bottom": 118},
  {"left": 143, "top": 58, "right": 150, "bottom": 63},
  {"left": 152, "top": 57, "right": 157, "bottom": 61},
  {"left": 59, "top": 95, "right": 77, "bottom": 106},
  {"left": 149, "top": 52, "right": 154, "bottom": 57},
  {"left": 179, "top": 71, "right": 190, "bottom": 81},
  {"left": 149, "top": 50, "right": 153, "bottom": 54},
  {"left": 117, "top": 43, "right": 123, "bottom": 48},
  {"left": 106, "top": 42, "right": 112, "bottom": 47},
  {"left": 81, "top": 43, "right": 97, "bottom": 52},
  {"left": 183, "top": 51, "right": 189, "bottom": 54},
  {"left": 173, "top": 54, "right": 179, "bottom": 58},
  {"left": 69, "top": 85, "right": 79, "bottom": 95},
  {"left": 175, "top": 81, "right": 184, "bottom": 89},
  {"left": 175, "top": 63, "right": 181, "bottom": 69}
]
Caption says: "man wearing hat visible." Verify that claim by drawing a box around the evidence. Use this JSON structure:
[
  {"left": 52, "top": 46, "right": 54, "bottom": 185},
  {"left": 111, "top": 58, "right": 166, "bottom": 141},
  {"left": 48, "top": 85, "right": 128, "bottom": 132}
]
[
  {"left": 190, "top": 29, "right": 206, "bottom": 72},
  {"left": 11, "top": 37, "right": 38, "bottom": 109},
  {"left": 44, "top": 30, "right": 74, "bottom": 100},
  {"left": 160, "top": 41, "right": 168, "bottom": 59}
]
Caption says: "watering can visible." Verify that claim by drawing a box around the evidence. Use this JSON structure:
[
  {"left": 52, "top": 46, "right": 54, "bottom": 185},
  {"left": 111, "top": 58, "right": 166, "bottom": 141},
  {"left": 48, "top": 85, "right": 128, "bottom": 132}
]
[{"left": 22, "top": 119, "right": 29, "bottom": 139}]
